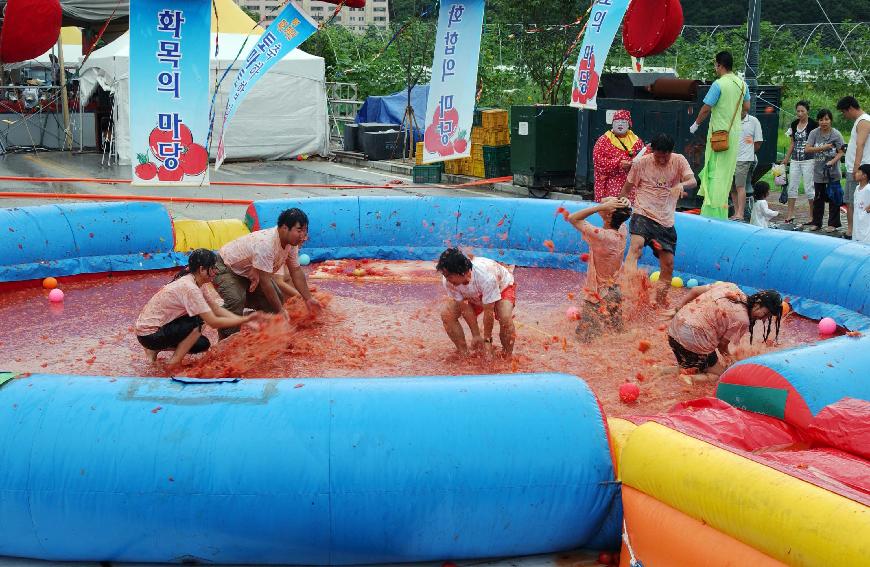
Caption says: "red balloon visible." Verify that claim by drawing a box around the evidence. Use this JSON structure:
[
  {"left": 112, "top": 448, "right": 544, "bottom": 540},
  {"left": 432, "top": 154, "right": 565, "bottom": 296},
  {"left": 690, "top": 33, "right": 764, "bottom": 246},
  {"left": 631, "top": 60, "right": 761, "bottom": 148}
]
[
  {"left": 622, "top": 0, "right": 684, "bottom": 58},
  {"left": 597, "top": 551, "right": 613, "bottom": 565},
  {"left": 0, "top": 0, "right": 62, "bottom": 63}
]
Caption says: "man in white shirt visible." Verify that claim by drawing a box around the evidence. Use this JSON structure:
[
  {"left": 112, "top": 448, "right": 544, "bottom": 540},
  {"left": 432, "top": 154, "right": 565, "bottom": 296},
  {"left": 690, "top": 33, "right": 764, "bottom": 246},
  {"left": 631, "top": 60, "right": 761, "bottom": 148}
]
[
  {"left": 437, "top": 248, "right": 516, "bottom": 357},
  {"left": 837, "top": 96, "right": 870, "bottom": 239},
  {"left": 214, "top": 208, "right": 321, "bottom": 338},
  {"left": 732, "top": 109, "right": 763, "bottom": 220}
]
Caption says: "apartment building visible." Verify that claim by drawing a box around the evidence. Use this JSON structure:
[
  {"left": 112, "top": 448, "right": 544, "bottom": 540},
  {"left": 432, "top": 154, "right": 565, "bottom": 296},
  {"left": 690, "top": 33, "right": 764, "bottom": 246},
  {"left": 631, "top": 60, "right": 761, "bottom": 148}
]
[{"left": 239, "top": 0, "right": 390, "bottom": 30}]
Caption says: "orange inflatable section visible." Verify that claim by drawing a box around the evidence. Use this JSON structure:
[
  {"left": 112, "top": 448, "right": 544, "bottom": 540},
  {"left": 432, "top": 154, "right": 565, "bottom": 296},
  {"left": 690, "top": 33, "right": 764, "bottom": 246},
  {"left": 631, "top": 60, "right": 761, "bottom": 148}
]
[{"left": 618, "top": 486, "right": 786, "bottom": 567}]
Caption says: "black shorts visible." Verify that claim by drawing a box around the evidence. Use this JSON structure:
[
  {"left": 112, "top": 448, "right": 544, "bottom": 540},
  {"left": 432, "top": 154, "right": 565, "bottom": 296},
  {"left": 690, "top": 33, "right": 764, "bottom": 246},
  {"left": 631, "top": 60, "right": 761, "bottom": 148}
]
[
  {"left": 629, "top": 214, "right": 677, "bottom": 258},
  {"left": 137, "top": 315, "right": 210, "bottom": 353},
  {"left": 668, "top": 336, "right": 717, "bottom": 371}
]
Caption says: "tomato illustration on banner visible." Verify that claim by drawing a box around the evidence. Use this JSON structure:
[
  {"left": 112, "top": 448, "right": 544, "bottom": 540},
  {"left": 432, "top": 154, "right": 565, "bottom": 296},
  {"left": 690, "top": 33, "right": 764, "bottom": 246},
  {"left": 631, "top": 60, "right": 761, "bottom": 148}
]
[
  {"left": 570, "top": 0, "right": 630, "bottom": 110},
  {"left": 423, "top": 0, "right": 486, "bottom": 164},
  {"left": 571, "top": 52, "right": 599, "bottom": 107}
]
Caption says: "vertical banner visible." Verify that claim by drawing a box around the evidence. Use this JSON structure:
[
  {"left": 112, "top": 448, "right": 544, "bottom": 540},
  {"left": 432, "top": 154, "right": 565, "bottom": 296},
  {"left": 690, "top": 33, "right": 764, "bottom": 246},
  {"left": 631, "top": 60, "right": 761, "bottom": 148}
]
[
  {"left": 422, "top": 0, "right": 486, "bottom": 164},
  {"left": 130, "top": 0, "right": 211, "bottom": 185},
  {"left": 570, "top": 0, "right": 630, "bottom": 110},
  {"left": 215, "top": 0, "right": 317, "bottom": 169}
]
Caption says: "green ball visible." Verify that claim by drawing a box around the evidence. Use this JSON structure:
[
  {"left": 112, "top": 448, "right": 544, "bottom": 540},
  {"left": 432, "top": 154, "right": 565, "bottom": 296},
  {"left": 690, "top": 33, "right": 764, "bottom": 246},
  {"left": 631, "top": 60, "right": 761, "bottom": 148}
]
[{"left": 650, "top": 271, "right": 660, "bottom": 282}]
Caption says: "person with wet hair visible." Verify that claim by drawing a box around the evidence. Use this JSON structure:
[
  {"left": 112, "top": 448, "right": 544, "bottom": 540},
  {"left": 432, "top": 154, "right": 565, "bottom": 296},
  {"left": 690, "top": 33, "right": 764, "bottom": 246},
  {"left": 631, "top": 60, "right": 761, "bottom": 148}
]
[
  {"left": 436, "top": 248, "right": 516, "bottom": 357},
  {"left": 135, "top": 249, "right": 258, "bottom": 367},
  {"left": 213, "top": 207, "right": 321, "bottom": 338},
  {"left": 665, "top": 282, "right": 782, "bottom": 384},
  {"left": 566, "top": 197, "right": 633, "bottom": 341}
]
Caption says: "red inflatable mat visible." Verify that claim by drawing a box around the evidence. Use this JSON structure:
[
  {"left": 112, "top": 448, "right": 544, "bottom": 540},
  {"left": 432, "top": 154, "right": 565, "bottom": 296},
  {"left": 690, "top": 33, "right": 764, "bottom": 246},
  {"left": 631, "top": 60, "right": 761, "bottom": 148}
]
[
  {"left": 622, "top": 0, "right": 684, "bottom": 57},
  {"left": 629, "top": 398, "right": 870, "bottom": 506}
]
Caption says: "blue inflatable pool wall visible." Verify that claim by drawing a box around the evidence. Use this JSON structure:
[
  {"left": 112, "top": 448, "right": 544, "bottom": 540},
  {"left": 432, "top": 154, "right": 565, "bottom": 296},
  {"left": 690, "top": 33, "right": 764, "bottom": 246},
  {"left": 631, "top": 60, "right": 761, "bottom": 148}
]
[
  {"left": 2, "top": 196, "right": 870, "bottom": 564},
  {"left": 0, "top": 374, "right": 619, "bottom": 564}
]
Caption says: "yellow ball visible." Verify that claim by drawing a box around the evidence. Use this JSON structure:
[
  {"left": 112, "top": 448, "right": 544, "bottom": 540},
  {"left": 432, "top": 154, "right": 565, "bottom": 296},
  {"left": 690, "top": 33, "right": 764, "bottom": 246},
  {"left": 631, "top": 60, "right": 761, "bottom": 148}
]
[
  {"left": 782, "top": 301, "right": 791, "bottom": 317},
  {"left": 671, "top": 277, "right": 684, "bottom": 288},
  {"left": 352, "top": 268, "right": 366, "bottom": 277},
  {"left": 650, "top": 271, "right": 660, "bottom": 283}
]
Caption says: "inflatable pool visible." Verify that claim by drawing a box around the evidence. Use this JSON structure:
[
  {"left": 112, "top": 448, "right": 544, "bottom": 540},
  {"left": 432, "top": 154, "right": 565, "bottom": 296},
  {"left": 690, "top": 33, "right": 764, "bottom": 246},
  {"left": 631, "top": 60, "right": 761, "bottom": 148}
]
[{"left": 1, "top": 196, "right": 869, "bottom": 565}]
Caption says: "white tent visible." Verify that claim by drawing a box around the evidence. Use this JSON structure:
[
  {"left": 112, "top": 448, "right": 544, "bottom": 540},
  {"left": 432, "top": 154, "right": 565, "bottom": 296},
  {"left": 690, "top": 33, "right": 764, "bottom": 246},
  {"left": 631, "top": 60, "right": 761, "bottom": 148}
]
[{"left": 78, "top": 32, "right": 329, "bottom": 165}]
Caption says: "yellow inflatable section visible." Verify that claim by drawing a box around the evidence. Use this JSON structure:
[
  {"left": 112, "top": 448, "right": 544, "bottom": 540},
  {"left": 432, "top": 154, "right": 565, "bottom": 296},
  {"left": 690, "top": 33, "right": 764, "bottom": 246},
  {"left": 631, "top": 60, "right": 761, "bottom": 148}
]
[
  {"left": 620, "top": 422, "right": 870, "bottom": 566},
  {"left": 606, "top": 417, "right": 636, "bottom": 477},
  {"left": 174, "top": 219, "right": 250, "bottom": 252}
]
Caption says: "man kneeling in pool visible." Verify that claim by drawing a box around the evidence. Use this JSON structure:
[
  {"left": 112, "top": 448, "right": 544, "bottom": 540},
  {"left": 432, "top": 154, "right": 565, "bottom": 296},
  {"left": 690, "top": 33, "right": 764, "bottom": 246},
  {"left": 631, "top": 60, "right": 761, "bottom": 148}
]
[{"left": 436, "top": 248, "right": 516, "bottom": 357}]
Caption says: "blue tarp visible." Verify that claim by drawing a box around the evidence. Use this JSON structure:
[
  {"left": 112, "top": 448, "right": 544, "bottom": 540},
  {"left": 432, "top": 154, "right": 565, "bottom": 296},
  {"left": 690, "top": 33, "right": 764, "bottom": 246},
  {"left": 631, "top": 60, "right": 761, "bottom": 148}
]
[{"left": 355, "top": 85, "right": 429, "bottom": 142}]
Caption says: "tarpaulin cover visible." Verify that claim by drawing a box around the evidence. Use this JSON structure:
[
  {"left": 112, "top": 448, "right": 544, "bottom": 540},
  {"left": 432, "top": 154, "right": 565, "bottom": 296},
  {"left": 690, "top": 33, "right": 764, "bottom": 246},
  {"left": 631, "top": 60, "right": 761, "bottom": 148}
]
[
  {"left": 718, "top": 334, "right": 870, "bottom": 429},
  {"left": 0, "top": 373, "right": 619, "bottom": 564},
  {"left": 807, "top": 398, "right": 870, "bottom": 460},
  {"left": 355, "top": 85, "right": 429, "bottom": 142},
  {"left": 0, "top": 202, "right": 180, "bottom": 282},
  {"left": 631, "top": 397, "right": 805, "bottom": 452}
]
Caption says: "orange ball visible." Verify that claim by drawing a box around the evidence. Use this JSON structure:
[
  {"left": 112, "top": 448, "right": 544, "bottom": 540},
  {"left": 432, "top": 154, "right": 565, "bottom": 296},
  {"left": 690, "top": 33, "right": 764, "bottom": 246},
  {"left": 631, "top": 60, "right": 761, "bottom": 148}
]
[
  {"left": 782, "top": 301, "right": 791, "bottom": 317},
  {"left": 765, "top": 106, "right": 775, "bottom": 113},
  {"left": 42, "top": 277, "right": 58, "bottom": 290}
]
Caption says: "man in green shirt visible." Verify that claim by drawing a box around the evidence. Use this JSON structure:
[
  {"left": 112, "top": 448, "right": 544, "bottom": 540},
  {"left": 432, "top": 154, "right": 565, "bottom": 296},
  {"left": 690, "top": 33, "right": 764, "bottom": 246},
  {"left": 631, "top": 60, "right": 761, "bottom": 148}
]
[{"left": 690, "top": 51, "right": 751, "bottom": 220}]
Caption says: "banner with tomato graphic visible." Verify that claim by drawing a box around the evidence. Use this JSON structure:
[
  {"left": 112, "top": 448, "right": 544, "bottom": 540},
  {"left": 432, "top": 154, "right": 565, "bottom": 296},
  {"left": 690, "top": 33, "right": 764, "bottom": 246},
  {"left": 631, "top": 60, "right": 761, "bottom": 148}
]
[
  {"left": 569, "top": 0, "right": 630, "bottom": 110},
  {"left": 130, "top": 0, "right": 211, "bottom": 185},
  {"left": 422, "top": 0, "right": 485, "bottom": 164}
]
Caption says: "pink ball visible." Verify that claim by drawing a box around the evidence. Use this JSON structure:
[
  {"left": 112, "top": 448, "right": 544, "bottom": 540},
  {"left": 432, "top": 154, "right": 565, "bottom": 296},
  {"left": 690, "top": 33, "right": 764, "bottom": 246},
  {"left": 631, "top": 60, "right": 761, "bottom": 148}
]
[
  {"left": 48, "top": 289, "right": 64, "bottom": 303},
  {"left": 818, "top": 317, "right": 837, "bottom": 335},
  {"left": 619, "top": 382, "right": 640, "bottom": 403},
  {"left": 566, "top": 306, "right": 580, "bottom": 320}
]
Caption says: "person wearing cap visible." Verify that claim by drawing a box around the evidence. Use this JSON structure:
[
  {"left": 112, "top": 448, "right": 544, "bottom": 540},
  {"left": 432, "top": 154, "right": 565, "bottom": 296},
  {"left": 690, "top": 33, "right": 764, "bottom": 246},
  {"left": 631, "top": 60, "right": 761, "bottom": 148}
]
[{"left": 592, "top": 109, "right": 645, "bottom": 203}]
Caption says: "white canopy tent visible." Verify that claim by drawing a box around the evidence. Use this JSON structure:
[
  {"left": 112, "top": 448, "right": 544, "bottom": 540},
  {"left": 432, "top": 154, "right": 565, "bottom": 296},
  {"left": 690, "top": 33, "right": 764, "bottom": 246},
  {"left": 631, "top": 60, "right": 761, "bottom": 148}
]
[{"left": 77, "top": 32, "right": 329, "bottom": 165}]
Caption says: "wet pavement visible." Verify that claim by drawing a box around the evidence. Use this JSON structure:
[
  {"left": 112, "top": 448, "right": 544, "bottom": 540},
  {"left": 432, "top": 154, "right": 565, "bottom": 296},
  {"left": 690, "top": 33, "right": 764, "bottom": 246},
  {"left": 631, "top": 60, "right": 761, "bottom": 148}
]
[{"left": 0, "top": 151, "right": 513, "bottom": 220}]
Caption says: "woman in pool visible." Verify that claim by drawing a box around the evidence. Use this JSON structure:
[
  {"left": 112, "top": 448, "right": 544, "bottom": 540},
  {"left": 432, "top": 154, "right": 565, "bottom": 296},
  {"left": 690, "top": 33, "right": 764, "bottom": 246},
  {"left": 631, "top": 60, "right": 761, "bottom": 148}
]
[
  {"left": 665, "top": 282, "right": 782, "bottom": 384},
  {"left": 135, "top": 249, "right": 258, "bottom": 367}
]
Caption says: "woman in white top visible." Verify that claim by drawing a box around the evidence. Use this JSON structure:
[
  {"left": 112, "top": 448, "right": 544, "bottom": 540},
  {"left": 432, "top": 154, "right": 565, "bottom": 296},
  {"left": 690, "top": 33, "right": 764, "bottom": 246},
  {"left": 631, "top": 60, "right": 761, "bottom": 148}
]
[
  {"left": 135, "top": 249, "right": 257, "bottom": 367},
  {"left": 782, "top": 101, "right": 818, "bottom": 224}
]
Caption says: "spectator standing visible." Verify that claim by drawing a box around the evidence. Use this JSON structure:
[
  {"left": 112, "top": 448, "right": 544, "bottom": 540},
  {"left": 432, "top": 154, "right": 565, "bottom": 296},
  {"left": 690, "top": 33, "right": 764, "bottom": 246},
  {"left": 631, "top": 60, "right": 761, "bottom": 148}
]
[
  {"left": 804, "top": 109, "right": 846, "bottom": 232},
  {"left": 837, "top": 96, "right": 870, "bottom": 240},
  {"left": 691, "top": 51, "right": 750, "bottom": 220},
  {"left": 732, "top": 108, "right": 764, "bottom": 220},
  {"left": 591, "top": 110, "right": 645, "bottom": 203},
  {"left": 782, "top": 101, "right": 818, "bottom": 225}
]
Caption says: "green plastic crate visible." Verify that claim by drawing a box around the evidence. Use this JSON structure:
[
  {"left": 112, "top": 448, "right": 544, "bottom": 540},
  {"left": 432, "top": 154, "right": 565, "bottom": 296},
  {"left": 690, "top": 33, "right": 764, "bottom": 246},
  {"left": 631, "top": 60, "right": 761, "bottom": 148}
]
[
  {"left": 483, "top": 145, "right": 511, "bottom": 163},
  {"left": 484, "top": 161, "right": 511, "bottom": 179},
  {"left": 413, "top": 165, "right": 442, "bottom": 184}
]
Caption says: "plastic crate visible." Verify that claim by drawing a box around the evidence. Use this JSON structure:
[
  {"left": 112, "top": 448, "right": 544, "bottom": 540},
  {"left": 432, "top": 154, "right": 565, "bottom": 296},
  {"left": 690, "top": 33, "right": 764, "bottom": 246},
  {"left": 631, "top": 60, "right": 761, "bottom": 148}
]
[
  {"left": 413, "top": 165, "right": 442, "bottom": 184},
  {"left": 471, "top": 127, "right": 485, "bottom": 144},
  {"left": 473, "top": 107, "right": 494, "bottom": 127},
  {"left": 484, "top": 161, "right": 512, "bottom": 179},
  {"left": 415, "top": 142, "right": 424, "bottom": 165},
  {"left": 483, "top": 128, "right": 510, "bottom": 146},
  {"left": 471, "top": 162, "right": 486, "bottom": 178},
  {"left": 483, "top": 145, "right": 511, "bottom": 163},
  {"left": 481, "top": 109, "right": 509, "bottom": 130}
]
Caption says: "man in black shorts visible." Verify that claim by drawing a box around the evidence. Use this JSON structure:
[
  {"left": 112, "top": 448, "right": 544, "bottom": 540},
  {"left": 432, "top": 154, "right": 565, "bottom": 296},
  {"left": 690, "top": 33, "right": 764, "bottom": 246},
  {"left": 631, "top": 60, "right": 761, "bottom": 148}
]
[{"left": 621, "top": 134, "right": 697, "bottom": 305}]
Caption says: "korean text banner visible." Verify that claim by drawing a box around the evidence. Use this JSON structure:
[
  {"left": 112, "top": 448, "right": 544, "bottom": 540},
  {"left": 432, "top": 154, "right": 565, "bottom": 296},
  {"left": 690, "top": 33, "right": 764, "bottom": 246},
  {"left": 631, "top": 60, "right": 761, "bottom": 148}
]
[
  {"left": 423, "top": 0, "right": 486, "bottom": 164},
  {"left": 216, "top": 0, "right": 317, "bottom": 169},
  {"left": 570, "top": 0, "right": 630, "bottom": 110},
  {"left": 129, "top": 0, "right": 211, "bottom": 185}
]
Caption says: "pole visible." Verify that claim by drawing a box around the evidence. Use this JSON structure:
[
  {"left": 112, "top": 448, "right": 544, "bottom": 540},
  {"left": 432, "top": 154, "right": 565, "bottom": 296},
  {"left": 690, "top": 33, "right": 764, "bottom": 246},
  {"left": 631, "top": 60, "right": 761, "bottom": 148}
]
[
  {"left": 57, "top": 33, "right": 74, "bottom": 150},
  {"left": 746, "top": 0, "right": 761, "bottom": 111}
]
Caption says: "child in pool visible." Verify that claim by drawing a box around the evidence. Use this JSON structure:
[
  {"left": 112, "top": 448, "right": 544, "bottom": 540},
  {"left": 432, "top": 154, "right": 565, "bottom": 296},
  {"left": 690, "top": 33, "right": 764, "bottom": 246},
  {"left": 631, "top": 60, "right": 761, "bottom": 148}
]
[
  {"left": 665, "top": 282, "right": 782, "bottom": 384},
  {"left": 135, "top": 249, "right": 258, "bottom": 367},
  {"left": 566, "top": 197, "right": 633, "bottom": 341}
]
